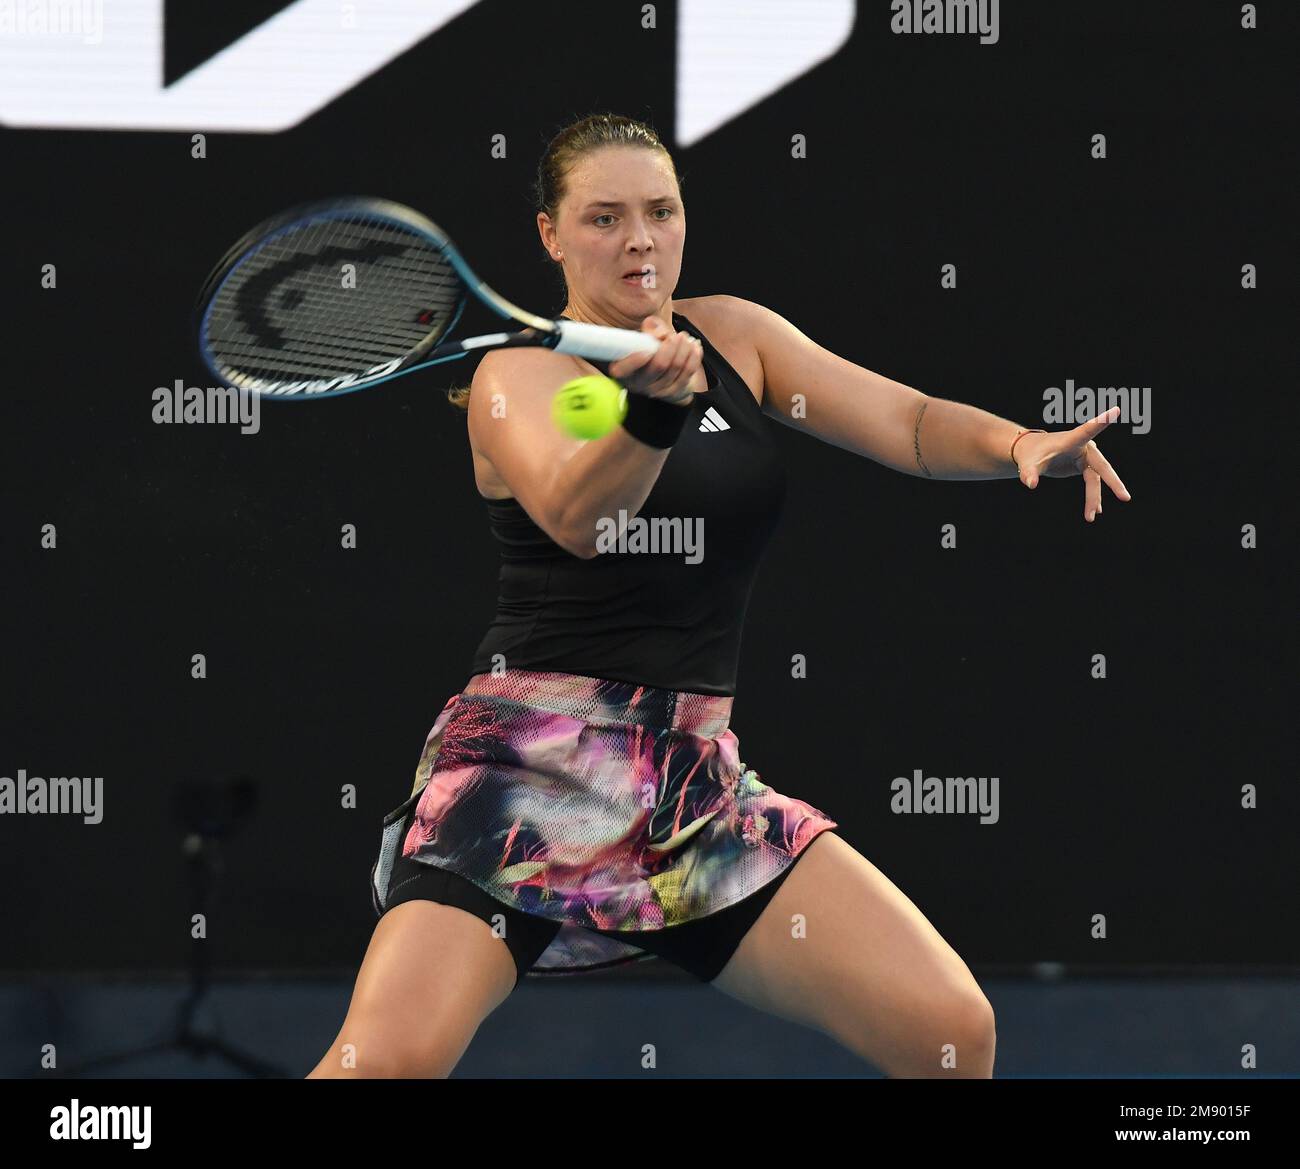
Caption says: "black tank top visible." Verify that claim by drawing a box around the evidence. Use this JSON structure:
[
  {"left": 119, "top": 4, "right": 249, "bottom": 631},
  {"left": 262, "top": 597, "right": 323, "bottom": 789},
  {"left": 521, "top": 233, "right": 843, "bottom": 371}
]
[{"left": 468, "top": 310, "right": 786, "bottom": 696}]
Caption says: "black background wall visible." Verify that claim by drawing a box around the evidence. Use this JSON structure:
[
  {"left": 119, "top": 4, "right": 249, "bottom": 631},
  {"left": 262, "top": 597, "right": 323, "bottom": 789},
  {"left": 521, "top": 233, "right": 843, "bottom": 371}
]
[{"left": 1, "top": 1, "right": 1294, "bottom": 976}]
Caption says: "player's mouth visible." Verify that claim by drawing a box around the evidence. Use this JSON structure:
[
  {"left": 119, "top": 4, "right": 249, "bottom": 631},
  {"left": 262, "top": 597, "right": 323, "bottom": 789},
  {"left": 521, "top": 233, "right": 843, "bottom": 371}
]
[{"left": 622, "top": 269, "right": 651, "bottom": 285}]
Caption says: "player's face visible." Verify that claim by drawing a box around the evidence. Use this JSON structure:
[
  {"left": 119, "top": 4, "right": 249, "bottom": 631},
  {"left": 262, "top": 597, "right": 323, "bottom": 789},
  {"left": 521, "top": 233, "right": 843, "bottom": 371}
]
[{"left": 549, "top": 146, "right": 684, "bottom": 325}]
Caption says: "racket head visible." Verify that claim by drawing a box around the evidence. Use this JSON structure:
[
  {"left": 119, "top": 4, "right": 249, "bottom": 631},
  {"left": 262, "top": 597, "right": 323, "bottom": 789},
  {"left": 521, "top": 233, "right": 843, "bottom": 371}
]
[{"left": 196, "top": 197, "right": 478, "bottom": 399}]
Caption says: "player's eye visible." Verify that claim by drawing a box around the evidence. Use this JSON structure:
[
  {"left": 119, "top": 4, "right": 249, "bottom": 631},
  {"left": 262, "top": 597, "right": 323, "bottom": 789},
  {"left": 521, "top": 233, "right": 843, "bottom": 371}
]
[{"left": 593, "top": 209, "right": 673, "bottom": 226}]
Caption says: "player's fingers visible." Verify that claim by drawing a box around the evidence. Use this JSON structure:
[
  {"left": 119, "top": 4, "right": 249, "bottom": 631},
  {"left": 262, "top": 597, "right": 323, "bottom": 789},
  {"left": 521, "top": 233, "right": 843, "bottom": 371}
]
[
  {"left": 666, "top": 334, "right": 699, "bottom": 380},
  {"left": 610, "top": 326, "right": 669, "bottom": 380},
  {"left": 681, "top": 336, "right": 705, "bottom": 384},
  {"left": 607, "top": 349, "right": 654, "bottom": 381},
  {"left": 642, "top": 332, "right": 688, "bottom": 381},
  {"left": 653, "top": 335, "right": 701, "bottom": 398},
  {"left": 613, "top": 325, "right": 699, "bottom": 397},
  {"left": 1089, "top": 446, "right": 1131, "bottom": 502}
]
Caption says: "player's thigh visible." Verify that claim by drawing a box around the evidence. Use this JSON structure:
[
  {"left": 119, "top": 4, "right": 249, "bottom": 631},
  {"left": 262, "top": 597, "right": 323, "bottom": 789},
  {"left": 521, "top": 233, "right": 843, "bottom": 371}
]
[
  {"left": 310, "top": 899, "right": 519, "bottom": 1078},
  {"left": 709, "top": 832, "right": 995, "bottom": 1075}
]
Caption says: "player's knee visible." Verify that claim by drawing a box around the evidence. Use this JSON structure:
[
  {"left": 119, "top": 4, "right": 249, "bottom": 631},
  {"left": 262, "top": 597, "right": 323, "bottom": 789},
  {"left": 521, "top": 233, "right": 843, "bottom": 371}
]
[
  {"left": 873, "top": 988, "right": 995, "bottom": 1078},
  {"left": 322, "top": 1015, "right": 460, "bottom": 1079},
  {"left": 934, "top": 989, "right": 996, "bottom": 1075}
]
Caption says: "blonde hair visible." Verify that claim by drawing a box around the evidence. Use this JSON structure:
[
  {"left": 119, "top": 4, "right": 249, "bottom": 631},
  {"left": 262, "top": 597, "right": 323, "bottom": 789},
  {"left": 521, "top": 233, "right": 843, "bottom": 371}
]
[{"left": 446, "top": 112, "right": 682, "bottom": 411}]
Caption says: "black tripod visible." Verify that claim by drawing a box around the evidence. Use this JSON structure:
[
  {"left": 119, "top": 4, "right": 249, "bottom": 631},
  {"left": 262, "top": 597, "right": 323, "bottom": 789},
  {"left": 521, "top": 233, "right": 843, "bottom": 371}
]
[{"left": 56, "top": 775, "right": 288, "bottom": 1078}]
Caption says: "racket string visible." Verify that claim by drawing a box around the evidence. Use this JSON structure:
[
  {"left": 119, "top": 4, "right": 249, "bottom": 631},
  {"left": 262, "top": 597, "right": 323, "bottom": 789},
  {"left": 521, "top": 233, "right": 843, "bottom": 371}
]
[{"left": 205, "top": 211, "right": 462, "bottom": 386}]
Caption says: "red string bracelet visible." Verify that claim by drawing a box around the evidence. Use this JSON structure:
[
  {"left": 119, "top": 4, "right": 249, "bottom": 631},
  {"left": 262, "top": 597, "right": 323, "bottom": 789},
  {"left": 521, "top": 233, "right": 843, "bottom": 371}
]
[{"left": 1009, "top": 427, "right": 1046, "bottom": 471}]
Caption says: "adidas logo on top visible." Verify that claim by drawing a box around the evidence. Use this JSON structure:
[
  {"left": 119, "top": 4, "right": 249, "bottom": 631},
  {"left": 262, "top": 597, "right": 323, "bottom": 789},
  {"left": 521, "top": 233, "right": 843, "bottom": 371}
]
[{"left": 698, "top": 406, "right": 730, "bottom": 433}]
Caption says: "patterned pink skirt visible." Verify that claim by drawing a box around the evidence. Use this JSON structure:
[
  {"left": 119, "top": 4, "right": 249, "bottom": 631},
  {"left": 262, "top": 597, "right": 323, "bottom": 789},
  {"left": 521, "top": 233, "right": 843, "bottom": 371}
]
[{"left": 372, "top": 668, "right": 838, "bottom": 974}]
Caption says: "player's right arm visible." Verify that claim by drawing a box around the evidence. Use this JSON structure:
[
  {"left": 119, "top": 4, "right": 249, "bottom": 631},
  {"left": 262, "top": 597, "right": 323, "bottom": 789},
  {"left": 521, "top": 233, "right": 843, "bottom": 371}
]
[{"left": 468, "top": 316, "right": 704, "bottom": 559}]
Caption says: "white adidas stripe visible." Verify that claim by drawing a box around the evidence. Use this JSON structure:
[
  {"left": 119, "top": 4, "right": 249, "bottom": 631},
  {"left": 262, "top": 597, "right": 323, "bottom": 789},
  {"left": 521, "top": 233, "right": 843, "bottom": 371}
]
[{"left": 698, "top": 406, "right": 730, "bottom": 433}]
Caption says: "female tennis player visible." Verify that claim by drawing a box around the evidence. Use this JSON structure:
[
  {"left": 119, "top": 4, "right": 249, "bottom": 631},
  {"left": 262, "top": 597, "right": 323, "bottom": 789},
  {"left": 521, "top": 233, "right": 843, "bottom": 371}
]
[{"left": 308, "top": 113, "right": 1130, "bottom": 1080}]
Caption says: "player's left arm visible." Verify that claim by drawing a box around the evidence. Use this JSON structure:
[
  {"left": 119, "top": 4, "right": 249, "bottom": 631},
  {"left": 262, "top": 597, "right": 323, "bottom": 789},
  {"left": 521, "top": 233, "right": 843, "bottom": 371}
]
[{"left": 731, "top": 296, "right": 1024, "bottom": 480}]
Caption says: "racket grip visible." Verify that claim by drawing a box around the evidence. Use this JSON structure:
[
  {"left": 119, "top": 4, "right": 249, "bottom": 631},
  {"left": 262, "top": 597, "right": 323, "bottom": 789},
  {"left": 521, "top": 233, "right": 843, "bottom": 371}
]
[{"left": 551, "top": 320, "right": 659, "bottom": 362}]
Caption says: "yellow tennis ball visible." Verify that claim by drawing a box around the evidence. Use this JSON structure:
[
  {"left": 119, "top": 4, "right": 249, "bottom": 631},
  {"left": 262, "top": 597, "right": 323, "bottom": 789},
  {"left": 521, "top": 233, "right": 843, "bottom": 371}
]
[{"left": 552, "top": 375, "right": 628, "bottom": 439}]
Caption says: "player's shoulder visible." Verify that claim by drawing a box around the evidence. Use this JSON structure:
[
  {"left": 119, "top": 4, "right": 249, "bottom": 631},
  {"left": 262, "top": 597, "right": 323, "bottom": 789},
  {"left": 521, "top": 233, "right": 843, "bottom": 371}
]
[
  {"left": 674, "top": 293, "right": 768, "bottom": 334},
  {"left": 473, "top": 338, "right": 567, "bottom": 375},
  {"left": 470, "top": 334, "right": 572, "bottom": 396},
  {"left": 675, "top": 294, "right": 780, "bottom": 369}
]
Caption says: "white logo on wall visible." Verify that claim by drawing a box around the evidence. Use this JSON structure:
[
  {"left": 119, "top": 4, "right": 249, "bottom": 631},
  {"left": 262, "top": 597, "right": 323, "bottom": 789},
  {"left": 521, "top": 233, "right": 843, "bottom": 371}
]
[
  {"left": 0, "top": 0, "right": 854, "bottom": 145},
  {"left": 677, "top": 0, "right": 854, "bottom": 145}
]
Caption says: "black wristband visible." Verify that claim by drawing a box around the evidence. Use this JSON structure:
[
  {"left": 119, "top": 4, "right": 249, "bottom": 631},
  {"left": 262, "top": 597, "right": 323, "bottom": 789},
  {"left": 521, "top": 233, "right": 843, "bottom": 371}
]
[{"left": 620, "top": 391, "right": 693, "bottom": 448}]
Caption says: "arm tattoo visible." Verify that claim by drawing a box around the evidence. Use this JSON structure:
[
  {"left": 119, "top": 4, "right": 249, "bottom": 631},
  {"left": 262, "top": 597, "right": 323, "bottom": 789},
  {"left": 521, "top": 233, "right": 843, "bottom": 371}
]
[{"left": 912, "top": 400, "right": 933, "bottom": 477}]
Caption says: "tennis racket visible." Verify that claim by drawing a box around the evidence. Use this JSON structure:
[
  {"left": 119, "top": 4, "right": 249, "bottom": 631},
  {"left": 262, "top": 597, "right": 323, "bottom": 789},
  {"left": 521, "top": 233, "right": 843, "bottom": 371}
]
[{"left": 195, "top": 196, "right": 659, "bottom": 400}]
